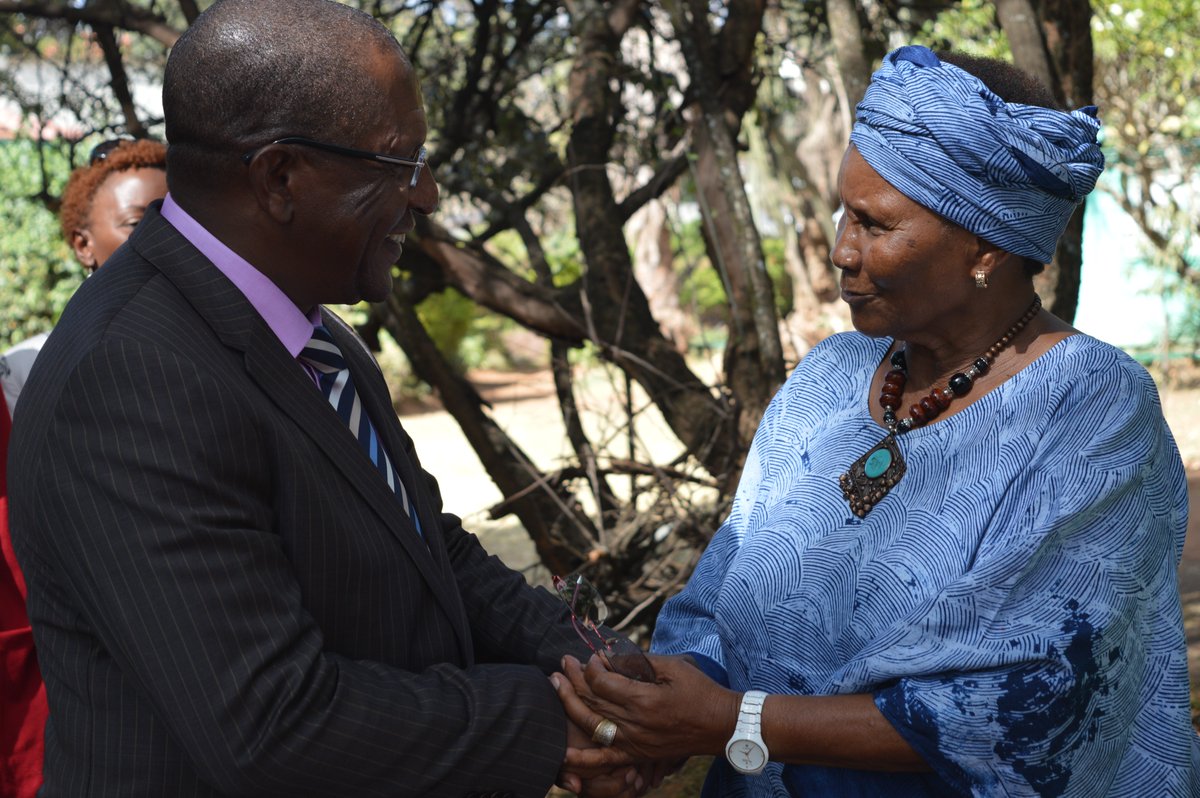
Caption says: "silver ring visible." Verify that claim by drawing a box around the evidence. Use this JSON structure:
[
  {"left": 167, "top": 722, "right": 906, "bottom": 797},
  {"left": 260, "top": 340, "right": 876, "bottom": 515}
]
[{"left": 591, "top": 718, "right": 618, "bottom": 747}]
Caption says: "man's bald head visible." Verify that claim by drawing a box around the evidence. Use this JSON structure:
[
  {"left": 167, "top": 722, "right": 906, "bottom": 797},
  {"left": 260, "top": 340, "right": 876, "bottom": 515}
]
[{"left": 164, "top": 0, "right": 407, "bottom": 193}]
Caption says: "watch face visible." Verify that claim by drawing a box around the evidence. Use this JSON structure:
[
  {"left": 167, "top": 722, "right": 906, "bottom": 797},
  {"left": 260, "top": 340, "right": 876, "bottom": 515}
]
[{"left": 731, "top": 740, "right": 766, "bottom": 772}]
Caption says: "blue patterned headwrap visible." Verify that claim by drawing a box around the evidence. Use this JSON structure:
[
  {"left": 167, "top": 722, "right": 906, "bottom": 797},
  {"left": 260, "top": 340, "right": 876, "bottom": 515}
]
[{"left": 849, "top": 45, "right": 1104, "bottom": 263}]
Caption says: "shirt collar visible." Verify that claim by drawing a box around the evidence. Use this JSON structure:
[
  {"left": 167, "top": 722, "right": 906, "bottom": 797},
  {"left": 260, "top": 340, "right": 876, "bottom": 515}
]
[{"left": 160, "top": 193, "right": 320, "bottom": 355}]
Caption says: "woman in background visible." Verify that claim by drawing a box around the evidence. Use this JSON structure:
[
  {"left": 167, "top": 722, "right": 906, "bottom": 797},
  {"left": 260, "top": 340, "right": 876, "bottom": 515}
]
[
  {"left": 2, "top": 137, "right": 167, "bottom": 411},
  {"left": 1, "top": 137, "right": 166, "bottom": 798}
]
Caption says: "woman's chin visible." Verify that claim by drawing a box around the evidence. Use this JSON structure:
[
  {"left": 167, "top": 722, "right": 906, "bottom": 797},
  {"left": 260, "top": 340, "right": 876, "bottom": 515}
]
[{"left": 846, "top": 307, "right": 890, "bottom": 338}]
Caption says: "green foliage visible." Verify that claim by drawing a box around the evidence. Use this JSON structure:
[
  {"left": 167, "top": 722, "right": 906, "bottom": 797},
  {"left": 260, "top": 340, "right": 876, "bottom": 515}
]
[
  {"left": 1093, "top": 0, "right": 1200, "bottom": 354},
  {"left": 416, "top": 288, "right": 548, "bottom": 373},
  {"left": 415, "top": 288, "right": 476, "bottom": 369},
  {"left": 486, "top": 225, "right": 585, "bottom": 288},
  {"left": 914, "top": 0, "right": 1006, "bottom": 56},
  {"left": 0, "top": 138, "right": 78, "bottom": 350},
  {"left": 543, "top": 226, "right": 586, "bottom": 288},
  {"left": 1092, "top": 0, "right": 1200, "bottom": 265},
  {"left": 672, "top": 218, "right": 792, "bottom": 324},
  {"left": 1093, "top": 0, "right": 1200, "bottom": 145},
  {"left": 670, "top": 218, "right": 718, "bottom": 320}
]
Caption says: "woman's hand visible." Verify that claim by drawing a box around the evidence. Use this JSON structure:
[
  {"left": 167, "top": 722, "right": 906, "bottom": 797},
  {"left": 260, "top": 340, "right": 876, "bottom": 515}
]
[{"left": 553, "top": 652, "right": 740, "bottom": 771}]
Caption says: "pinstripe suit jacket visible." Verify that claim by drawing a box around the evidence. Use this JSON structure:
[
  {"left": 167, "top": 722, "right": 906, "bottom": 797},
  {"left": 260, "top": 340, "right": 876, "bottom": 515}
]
[{"left": 8, "top": 206, "right": 586, "bottom": 797}]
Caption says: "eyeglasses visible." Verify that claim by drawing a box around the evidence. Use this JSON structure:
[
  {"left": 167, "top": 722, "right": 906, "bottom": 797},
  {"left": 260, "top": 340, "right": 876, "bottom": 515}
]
[
  {"left": 553, "top": 574, "right": 655, "bottom": 683},
  {"left": 240, "top": 137, "right": 427, "bottom": 188}
]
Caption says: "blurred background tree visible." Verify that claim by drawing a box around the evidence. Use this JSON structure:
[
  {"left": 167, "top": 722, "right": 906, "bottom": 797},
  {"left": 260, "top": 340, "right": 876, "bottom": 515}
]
[{"left": 1, "top": 0, "right": 1194, "bottom": 635}]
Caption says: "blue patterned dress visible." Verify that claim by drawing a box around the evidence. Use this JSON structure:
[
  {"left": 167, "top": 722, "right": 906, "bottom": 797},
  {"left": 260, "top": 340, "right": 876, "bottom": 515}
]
[{"left": 653, "top": 332, "right": 1198, "bottom": 797}]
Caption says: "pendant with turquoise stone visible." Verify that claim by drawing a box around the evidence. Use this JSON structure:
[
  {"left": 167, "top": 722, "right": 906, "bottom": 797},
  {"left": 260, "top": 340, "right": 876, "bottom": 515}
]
[{"left": 838, "top": 433, "right": 906, "bottom": 518}]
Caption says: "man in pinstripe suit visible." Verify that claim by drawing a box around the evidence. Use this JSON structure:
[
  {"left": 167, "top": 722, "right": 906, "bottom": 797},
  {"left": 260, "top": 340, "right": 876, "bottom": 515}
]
[{"left": 6, "top": 2, "right": 635, "bottom": 796}]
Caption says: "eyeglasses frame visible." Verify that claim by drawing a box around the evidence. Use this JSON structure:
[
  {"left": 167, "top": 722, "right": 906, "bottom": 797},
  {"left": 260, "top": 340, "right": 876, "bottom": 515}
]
[
  {"left": 241, "top": 137, "right": 426, "bottom": 188},
  {"left": 552, "top": 574, "right": 655, "bottom": 683}
]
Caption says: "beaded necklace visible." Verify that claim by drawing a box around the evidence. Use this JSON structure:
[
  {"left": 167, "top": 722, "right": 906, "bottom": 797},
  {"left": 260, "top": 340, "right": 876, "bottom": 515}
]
[{"left": 838, "top": 296, "right": 1042, "bottom": 518}]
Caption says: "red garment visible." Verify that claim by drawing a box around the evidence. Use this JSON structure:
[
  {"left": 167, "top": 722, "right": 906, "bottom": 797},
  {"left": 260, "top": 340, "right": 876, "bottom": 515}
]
[{"left": 0, "top": 392, "right": 46, "bottom": 798}]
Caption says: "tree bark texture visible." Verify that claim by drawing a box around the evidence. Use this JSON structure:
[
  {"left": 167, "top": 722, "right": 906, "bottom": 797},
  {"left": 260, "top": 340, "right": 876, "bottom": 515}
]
[
  {"left": 825, "top": 0, "right": 874, "bottom": 110},
  {"left": 997, "top": 0, "right": 1094, "bottom": 322},
  {"left": 564, "top": 0, "right": 745, "bottom": 487},
  {"left": 665, "top": 0, "right": 783, "bottom": 457},
  {"left": 993, "top": 0, "right": 1058, "bottom": 96}
]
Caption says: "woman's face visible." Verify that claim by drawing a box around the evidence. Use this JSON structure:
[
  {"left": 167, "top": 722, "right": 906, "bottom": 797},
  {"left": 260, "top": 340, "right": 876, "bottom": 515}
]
[
  {"left": 831, "top": 146, "right": 980, "bottom": 341},
  {"left": 73, "top": 167, "right": 168, "bottom": 271}
]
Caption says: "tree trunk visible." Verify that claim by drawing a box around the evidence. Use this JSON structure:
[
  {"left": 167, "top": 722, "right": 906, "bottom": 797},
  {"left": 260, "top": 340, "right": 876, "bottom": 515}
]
[
  {"left": 666, "top": 0, "right": 783, "bottom": 463},
  {"left": 754, "top": 28, "right": 852, "bottom": 358},
  {"left": 177, "top": 0, "right": 201, "bottom": 24},
  {"left": 523, "top": 210, "right": 621, "bottom": 540},
  {"left": 629, "top": 191, "right": 694, "bottom": 353},
  {"left": 997, "top": 0, "right": 1094, "bottom": 322},
  {"left": 994, "top": 0, "right": 1058, "bottom": 93},
  {"left": 825, "top": 0, "right": 873, "bottom": 109},
  {"left": 563, "top": 0, "right": 746, "bottom": 486}
]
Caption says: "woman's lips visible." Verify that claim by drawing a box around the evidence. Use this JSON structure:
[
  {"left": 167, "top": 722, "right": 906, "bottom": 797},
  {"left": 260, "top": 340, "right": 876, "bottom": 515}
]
[{"left": 841, "top": 288, "right": 873, "bottom": 306}]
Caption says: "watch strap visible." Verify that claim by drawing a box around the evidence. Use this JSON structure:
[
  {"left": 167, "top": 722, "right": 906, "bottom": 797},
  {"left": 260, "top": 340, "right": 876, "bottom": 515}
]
[{"left": 734, "top": 690, "right": 767, "bottom": 735}]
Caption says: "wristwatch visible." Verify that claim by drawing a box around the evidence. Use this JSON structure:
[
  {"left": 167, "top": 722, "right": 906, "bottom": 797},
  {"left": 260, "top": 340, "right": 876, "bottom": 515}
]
[{"left": 725, "top": 690, "right": 769, "bottom": 775}]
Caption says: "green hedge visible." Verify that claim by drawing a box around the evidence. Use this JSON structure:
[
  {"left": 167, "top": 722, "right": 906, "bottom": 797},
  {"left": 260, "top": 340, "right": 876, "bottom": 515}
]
[{"left": 0, "top": 138, "right": 78, "bottom": 350}]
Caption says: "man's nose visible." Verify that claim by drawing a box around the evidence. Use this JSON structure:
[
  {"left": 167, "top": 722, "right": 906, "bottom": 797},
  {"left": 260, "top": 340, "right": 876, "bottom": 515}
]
[{"left": 410, "top": 163, "right": 439, "bottom": 216}]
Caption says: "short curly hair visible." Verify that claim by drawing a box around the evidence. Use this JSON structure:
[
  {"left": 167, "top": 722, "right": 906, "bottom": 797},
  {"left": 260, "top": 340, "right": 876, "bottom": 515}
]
[{"left": 59, "top": 138, "right": 167, "bottom": 242}]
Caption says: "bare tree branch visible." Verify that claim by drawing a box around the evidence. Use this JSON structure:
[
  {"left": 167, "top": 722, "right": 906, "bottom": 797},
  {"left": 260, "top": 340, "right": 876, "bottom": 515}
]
[
  {"left": 410, "top": 218, "right": 587, "bottom": 341},
  {"left": 94, "top": 23, "right": 146, "bottom": 137},
  {"left": 176, "top": 0, "right": 200, "bottom": 25},
  {"left": 0, "top": 1, "right": 182, "bottom": 46},
  {"left": 381, "top": 293, "right": 599, "bottom": 573}
]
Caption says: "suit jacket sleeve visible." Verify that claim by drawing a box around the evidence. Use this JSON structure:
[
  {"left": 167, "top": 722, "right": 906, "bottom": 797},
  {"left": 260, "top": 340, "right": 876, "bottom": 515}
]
[
  {"left": 438, "top": 501, "right": 596, "bottom": 674},
  {"left": 21, "top": 336, "right": 569, "bottom": 798}
]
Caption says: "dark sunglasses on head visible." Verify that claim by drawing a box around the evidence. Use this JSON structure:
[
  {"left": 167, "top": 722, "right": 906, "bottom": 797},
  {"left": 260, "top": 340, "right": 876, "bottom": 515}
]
[{"left": 88, "top": 137, "right": 133, "bottom": 165}]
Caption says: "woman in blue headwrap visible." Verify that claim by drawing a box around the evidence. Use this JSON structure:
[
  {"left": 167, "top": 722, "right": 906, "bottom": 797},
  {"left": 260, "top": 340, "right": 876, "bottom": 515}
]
[{"left": 554, "top": 47, "right": 1197, "bottom": 797}]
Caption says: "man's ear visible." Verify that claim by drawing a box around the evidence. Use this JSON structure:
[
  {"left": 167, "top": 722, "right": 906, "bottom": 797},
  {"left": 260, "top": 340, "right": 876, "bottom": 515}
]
[
  {"left": 245, "top": 146, "right": 299, "bottom": 224},
  {"left": 71, "top": 229, "right": 97, "bottom": 272}
]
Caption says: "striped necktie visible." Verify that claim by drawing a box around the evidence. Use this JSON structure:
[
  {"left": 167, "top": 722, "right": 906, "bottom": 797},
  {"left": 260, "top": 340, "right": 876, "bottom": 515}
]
[{"left": 299, "top": 326, "right": 418, "bottom": 527}]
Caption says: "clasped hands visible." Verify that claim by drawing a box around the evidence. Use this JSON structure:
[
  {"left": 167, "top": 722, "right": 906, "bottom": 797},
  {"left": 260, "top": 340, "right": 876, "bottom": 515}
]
[{"left": 551, "top": 652, "right": 740, "bottom": 797}]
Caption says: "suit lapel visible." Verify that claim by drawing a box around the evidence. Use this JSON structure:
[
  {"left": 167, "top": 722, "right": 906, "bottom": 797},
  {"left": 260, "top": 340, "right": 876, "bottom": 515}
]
[
  {"left": 322, "top": 312, "right": 473, "bottom": 660},
  {"left": 130, "top": 207, "right": 471, "bottom": 658}
]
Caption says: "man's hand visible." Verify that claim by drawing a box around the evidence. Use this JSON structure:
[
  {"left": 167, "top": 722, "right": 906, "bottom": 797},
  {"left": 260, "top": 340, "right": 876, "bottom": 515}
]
[{"left": 554, "top": 682, "right": 644, "bottom": 797}]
